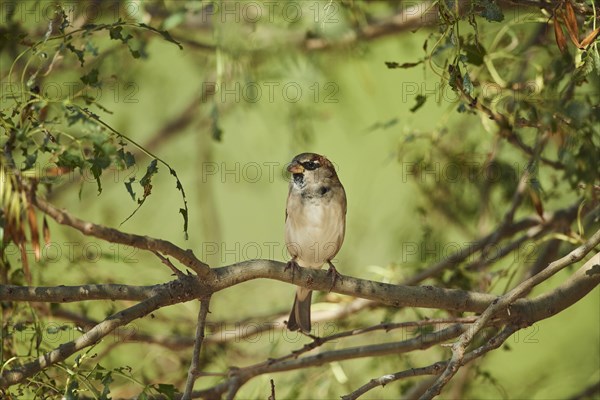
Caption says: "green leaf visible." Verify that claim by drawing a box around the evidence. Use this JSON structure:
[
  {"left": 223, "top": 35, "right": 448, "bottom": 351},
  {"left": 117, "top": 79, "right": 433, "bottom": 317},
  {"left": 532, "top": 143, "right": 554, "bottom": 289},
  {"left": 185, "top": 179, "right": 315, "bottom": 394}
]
[
  {"left": 117, "top": 148, "right": 135, "bottom": 168},
  {"left": 119, "top": 160, "right": 158, "bottom": 226},
  {"left": 574, "top": 51, "right": 595, "bottom": 84},
  {"left": 66, "top": 43, "right": 85, "bottom": 67},
  {"left": 156, "top": 383, "right": 176, "bottom": 398},
  {"left": 462, "top": 43, "right": 486, "bottom": 66},
  {"left": 138, "top": 23, "right": 183, "bottom": 49},
  {"left": 179, "top": 208, "right": 188, "bottom": 239},
  {"left": 100, "top": 371, "right": 113, "bottom": 400},
  {"left": 65, "top": 378, "right": 79, "bottom": 400},
  {"left": 80, "top": 68, "right": 100, "bottom": 87},
  {"left": 57, "top": 151, "right": 84, "bottom": 170},
  {"left": 140, "top": 159, "right": 158, "bottom": 191},
  {"left": 463, "top": 72, "right": 474, "bottom": 95},
  {"left": 109, "top": 25, "right": 132, "bottom": 44},
  {"left": 410, "top": 95, "right": 427, "bottom": 112},
  {"left": 479, "top": 0, "right": 504, "bottom": 22},
  {"left": 22, "top": 149, "right": 38, "bottom": 170},
  {"left": 385, "top": 60, "right": 422, "bottom": 69},
  {"left": 448, "top": 65, "right": 460, "bottom": 91},
  {"left": 90, "top": 143, "right": 112, "bottom": 194},
  {"left": 124, "top": 177, "right": 136, "bottom": 201},
  {"left": 65, "top": 105, "right": 88, "bottom": 126},
  {"left": 593, "top": 47, "right": 600, "bottom": 76}
]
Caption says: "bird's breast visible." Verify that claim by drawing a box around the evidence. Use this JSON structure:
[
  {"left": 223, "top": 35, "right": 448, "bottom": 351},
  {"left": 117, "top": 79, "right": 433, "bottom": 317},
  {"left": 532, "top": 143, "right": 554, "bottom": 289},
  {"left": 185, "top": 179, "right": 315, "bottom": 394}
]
[{"left": 285, "top": 196, "right": 346, "bottom": 269}]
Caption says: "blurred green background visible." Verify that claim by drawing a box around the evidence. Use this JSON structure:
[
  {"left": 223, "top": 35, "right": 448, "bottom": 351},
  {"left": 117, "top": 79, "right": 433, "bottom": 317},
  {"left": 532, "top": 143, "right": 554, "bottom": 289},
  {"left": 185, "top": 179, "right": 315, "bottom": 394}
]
[{"left": 1, "top": 1, "right": 598, "bottom": 398}]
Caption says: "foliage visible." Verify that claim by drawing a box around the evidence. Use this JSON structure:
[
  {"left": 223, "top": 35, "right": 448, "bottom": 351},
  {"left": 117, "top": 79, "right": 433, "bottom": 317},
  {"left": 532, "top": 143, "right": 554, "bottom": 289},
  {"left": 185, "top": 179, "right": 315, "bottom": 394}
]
[{"left": 1, "top": 0, "right": 599, "bottom": 398}]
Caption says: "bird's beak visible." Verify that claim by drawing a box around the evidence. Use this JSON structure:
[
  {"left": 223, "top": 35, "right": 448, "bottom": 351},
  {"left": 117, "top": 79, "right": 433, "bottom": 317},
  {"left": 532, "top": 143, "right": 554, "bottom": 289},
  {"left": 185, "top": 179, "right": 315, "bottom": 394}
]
[{"left": 287, "top": 162, "right": 304, "bottom": 174}]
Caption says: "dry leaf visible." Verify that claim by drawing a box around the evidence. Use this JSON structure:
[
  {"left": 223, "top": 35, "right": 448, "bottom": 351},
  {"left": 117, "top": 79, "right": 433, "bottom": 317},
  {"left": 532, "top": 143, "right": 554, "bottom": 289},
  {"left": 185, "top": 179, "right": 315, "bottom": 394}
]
[
  {"left": 43, "top": 216, "right": 51, "bottom": 246},
  {"left": 19, "top": 242, "right": 31, "bottom": 284},
  {"left": 564, "top": 1, "right": 580, "bottom": 47},
  {"left": 529, "top": 188, "right": 545, "bottom": 221},
  {"left": 554, "top": 17, "right": 568, "bottom": 53},
  {"left": 28, "top": 204, "right": 40, "bottom": 262},
  {"left": 580, "top": 27, "right": 600, "bottom": 48}
]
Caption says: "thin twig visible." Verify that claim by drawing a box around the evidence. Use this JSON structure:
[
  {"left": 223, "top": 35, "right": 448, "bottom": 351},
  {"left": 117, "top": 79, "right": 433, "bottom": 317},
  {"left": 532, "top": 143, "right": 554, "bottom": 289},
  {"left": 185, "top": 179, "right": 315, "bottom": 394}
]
[
  {"left": 153, "top": 250, "right": 185, "bottom": 277},
  {"left": 194, "top": 324, "right": 466, "bottom": 399},
  {"left": 33, "top": 196, "right": 210, "bottom": 276},
  {"left": 268, "top": 379, "right": 276, "bottom": 400},
  {"left": 421, "top": 231, "right": 600, "bottom": 399},
  {"left": 343, "top": 325, "right": 518, "bottom": 400},
  {"left": 0, "top": 292, "right": 171, "bottom": 387},
  {"left": 182, "top": 296, "right": 212, "bottom": 399}
]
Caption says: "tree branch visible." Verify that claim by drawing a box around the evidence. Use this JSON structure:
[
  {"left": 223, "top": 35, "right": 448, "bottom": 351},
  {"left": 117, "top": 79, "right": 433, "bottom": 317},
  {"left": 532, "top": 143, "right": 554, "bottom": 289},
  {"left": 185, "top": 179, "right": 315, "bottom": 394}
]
[
  {"left": 422, "top": 233, "right": 600, "bottom": 399},
  {"left": 0, "top": 292, "right": 169, "bottom": 387},
  {"left": 2, "top": 195, "right": 598, "bottom": 394},
  {"left": 342, "top": 325, "right": 518, "bottom": 400},
  {"left": 0, "top": 283, "right": 156, "bottom": 302},
  {"left": 33, "top": 196, "right": 210, "bottom": 277},
  {"left": 183, "top": 296, "right": 212, "bottom": 399},
  {"left": 193, "top": 324, "right": 465, "bottom": 399}
]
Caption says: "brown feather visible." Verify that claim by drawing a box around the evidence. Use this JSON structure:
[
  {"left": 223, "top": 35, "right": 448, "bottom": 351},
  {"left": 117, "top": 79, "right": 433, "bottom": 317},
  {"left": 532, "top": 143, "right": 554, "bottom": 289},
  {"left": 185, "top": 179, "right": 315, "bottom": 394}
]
[{"left": 284, "top": 153, "right": 347, "bottom": 332}]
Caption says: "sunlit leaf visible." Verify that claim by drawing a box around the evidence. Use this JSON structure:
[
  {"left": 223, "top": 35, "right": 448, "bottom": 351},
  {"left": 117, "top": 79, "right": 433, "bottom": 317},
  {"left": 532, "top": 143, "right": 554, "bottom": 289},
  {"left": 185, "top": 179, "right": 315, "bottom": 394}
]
[
  {"left": 564, "top": 1, "right": 580, "bottom": 47},
  {"left": 580, "top": 27, "right": 600, "bottom": 48}
]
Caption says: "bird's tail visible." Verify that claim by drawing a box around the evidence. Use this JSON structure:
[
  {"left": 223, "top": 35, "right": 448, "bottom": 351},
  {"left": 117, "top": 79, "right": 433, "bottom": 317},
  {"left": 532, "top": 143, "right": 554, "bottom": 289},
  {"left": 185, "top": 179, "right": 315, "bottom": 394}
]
[{"left": 287, "top": 287, "right": 312, "bottom": 333}]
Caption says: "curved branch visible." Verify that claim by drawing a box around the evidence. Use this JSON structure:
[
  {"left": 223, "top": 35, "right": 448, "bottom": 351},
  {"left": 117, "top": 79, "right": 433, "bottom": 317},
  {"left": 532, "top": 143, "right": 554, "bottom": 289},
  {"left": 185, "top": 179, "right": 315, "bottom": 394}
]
[
  {"left": 194, "top": 324, "right": 465, "bottom": 399},
  {"left": 192, "top": 252, "right": 598, "bottom": 398},
  {"left": 1, "top": 250, "right": 597, "bottom": 325},
  {"left": 33, "top": 196, "right": 210, "bottom": 277},
  {"left": 0, "top": 292, "right": 170, "bottom": 387},
  {"left": 342, "top": 325, "right": 518, "bottom": 400},
  {"left": 422, "top": 230, "right": 600, "bottom": 399},
  {"left": 1, "top": 243, "right": 597, "bottom": 390}
]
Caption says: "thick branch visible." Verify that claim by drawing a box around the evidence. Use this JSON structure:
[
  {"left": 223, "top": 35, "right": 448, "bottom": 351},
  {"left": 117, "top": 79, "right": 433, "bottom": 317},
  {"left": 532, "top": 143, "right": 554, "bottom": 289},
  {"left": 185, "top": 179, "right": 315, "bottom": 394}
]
[
  {"left": 2, "top": 252, "right": 597, "bottom": 325},
  {"left": 0, "top": 283, "right": 157, "bottom": 302},
  {"left": 1, "top": 245, "right": 596, "bottom": 389}
]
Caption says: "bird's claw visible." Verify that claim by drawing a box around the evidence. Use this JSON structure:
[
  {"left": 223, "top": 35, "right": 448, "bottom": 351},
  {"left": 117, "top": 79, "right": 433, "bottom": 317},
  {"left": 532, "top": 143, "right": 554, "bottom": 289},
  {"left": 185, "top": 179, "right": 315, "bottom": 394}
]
[
  {"left": 285, "top": 259, "right": 301, "bottom": 282},
  {"left": 326, "top": 261, "right": 342, "bottom": 292}
]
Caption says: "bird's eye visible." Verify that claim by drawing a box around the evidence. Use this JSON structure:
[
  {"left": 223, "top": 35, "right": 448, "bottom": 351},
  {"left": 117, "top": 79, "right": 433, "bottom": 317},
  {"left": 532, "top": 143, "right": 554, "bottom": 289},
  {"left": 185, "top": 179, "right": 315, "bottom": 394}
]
[{"left": 302, "top": 161, "right": 319, "bottom": 170}]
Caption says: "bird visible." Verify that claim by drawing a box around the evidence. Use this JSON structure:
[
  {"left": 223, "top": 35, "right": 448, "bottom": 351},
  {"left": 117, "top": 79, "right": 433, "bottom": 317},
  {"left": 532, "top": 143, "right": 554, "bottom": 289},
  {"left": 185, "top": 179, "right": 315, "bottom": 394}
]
[{"left": 284, "top": 152, "right": 347, "bottom": 333}]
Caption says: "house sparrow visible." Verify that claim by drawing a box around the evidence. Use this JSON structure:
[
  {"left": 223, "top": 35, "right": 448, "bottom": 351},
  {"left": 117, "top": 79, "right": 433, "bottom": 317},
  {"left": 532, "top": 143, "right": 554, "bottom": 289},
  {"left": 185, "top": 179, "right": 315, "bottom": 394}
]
[{"left": 285, "top": 153, "right": 347, "bottom": 332}]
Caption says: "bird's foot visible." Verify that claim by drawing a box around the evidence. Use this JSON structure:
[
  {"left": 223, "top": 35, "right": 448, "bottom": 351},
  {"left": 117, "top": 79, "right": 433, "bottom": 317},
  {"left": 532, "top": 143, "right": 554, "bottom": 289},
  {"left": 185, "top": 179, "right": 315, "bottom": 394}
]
[
  {"left": 285, "top": 259, "right": 301, "bottom": 282},
  {"left": 326, "top": 261, "right": 342, "bottom": 292}
]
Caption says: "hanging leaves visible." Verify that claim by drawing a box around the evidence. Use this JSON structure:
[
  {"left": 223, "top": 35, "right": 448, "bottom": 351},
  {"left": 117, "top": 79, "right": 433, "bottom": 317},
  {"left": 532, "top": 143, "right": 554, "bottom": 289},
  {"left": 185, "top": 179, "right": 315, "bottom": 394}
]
[
  {"left": 554, "top": 17, "right": 568, "bottom": 53},
  {"left": 563, "top": 1, "right": 580, "bottom": 47},
  {"left": 554, "top": 1, "right": 600, "bottom": 52},
  {"left": 0, "top": 156, "right": 44, "bottom": 282}
]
